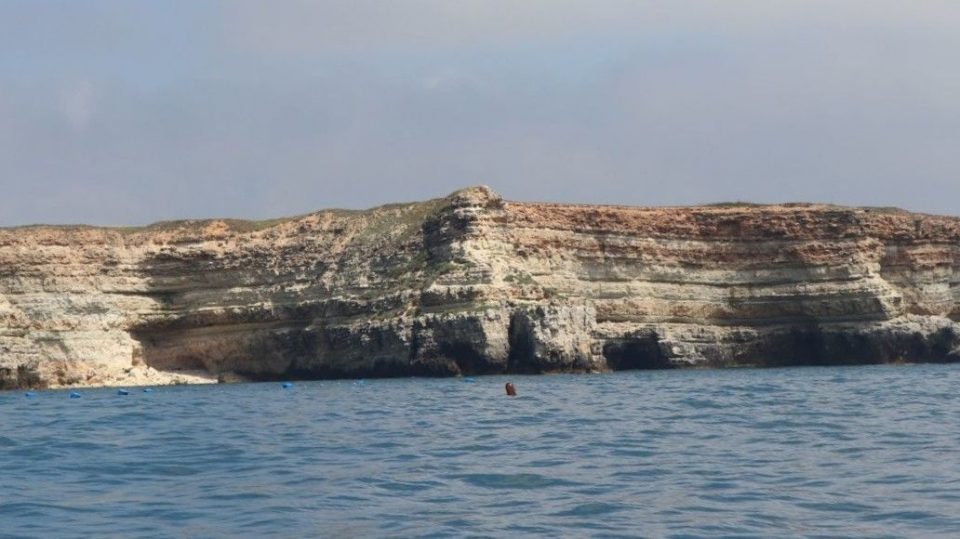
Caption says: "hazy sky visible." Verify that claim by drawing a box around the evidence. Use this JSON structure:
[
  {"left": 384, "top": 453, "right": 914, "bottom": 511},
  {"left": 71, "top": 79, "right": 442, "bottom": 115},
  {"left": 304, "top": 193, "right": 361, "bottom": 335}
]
[{"left": 1, "top": 1, "right": 958, "bottom": 225}]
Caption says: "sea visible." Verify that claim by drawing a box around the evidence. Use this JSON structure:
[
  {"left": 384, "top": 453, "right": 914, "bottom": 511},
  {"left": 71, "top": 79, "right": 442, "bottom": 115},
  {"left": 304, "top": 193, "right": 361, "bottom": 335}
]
[{"left": 3, "top": 364, "right": 960, "bottom": 538}]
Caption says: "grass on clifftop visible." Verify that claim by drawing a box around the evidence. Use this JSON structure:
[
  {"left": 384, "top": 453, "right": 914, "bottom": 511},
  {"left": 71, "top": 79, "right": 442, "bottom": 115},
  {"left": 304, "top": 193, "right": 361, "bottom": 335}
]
[{"left": 0, "top": 192, "right": 454, "bottom": 233}]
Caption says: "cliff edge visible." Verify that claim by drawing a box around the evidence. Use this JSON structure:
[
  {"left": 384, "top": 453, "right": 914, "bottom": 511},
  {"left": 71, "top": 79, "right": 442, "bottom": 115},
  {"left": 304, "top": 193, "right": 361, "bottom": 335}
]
[{"left": 2, "top": 186, "right": 959, "bottom": 389}]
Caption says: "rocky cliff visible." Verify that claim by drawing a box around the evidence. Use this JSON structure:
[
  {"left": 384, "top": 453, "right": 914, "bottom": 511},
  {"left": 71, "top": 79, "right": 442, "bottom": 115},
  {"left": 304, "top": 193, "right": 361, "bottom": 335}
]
[{"left": 2, "top": 186, "right": 959, "bottom": 389}]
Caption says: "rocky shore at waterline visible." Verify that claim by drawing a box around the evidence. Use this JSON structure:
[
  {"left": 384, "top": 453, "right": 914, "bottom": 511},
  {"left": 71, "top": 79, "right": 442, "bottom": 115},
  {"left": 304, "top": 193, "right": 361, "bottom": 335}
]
[{"left": 3, "top": 186, "right": 960, "bottom": 389}]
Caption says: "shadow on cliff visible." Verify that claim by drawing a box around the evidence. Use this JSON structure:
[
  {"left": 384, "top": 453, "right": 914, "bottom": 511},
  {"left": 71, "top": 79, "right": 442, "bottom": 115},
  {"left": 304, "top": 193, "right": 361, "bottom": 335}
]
[
  {"left": 506, "top": 312, "right": 673, "bottom": 373},
  {"left": 131, "top": 320, "right": 316, "bottom": 381},
  {"left": 743, "top": 322, "right": 960, "bottom": 367},
  {"left": 127, "top": 247, "right": 322, "bottom": 381},
  {"left": 0, "top": 364, "right": 44, "bottom": 390}
]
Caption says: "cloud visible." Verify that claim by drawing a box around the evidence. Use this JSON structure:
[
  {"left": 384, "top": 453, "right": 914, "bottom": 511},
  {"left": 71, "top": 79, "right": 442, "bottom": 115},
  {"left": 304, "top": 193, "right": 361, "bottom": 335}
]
[
  {"left": 58, "top": 80, "right": 96, "bottom": 131},
  {"left": 1, "top": 1, "right": 960, "bottom": 226},
  {"left": 217, "top": 0, "right": 960, "bottom": 53},
  {"left": 420, "top": 69, "right": 485, "bottom": 93}
]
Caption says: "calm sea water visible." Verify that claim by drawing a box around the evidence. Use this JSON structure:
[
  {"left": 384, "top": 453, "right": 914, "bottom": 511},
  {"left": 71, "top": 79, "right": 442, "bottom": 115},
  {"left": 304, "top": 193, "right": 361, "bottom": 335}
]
[{"left": 3, "top": 364, "right": 960, "bottom": 538}]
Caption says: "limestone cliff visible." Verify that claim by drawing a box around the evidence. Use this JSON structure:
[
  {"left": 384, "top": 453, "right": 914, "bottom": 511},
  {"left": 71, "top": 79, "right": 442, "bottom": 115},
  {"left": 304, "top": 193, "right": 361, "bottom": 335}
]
[{"left": 2, "top": 187, "right": 959, "bottom": 389}]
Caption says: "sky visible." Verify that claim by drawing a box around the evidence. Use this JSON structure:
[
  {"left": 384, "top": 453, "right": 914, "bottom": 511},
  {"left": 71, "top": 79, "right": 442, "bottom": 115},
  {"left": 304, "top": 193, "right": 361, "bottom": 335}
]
[{"left": 1, "top": 1, "right": 958, "bottom": 226}]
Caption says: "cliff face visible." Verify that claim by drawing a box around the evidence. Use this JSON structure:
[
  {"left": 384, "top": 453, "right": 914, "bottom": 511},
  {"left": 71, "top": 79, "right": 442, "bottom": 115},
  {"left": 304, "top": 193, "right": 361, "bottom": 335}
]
[{"left": 2, "top": 186, "right": 959, "bottom": 389}]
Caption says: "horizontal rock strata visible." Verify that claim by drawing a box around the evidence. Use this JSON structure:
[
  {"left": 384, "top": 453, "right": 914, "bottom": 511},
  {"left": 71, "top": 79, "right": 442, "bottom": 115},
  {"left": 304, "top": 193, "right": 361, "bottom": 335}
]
[{"left": 2, "top": 187, "right": 959, "bottom": 389}]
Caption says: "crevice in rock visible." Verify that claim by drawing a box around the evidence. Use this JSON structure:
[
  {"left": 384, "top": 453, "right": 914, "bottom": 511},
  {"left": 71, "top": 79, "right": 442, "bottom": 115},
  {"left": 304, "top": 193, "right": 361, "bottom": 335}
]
[
  {"left": 507, "top": 312, "right": 539, "bottom": 373},
  {"left": 0, "top": 363, "right": 44, "bottom": 390}
]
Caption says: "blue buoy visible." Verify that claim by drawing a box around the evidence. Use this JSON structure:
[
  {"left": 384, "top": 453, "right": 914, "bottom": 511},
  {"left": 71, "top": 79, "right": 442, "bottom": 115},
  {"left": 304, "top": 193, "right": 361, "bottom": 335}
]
[
  {"left": 69, "top": 392, "right": 81, "bottom": 399},
  {"left": 117, "top": 389, "right": 129, "bottom": 396},
  {"left": 462, "top": 377, "right": 476, "bottom": 383},
  {"left": 281, "top": 382, "right": 294, "bottom": 389},
  {"left": 24, "top": 392, "right": 36, "bottom": 398},
  {"left": 143, "top": 388, "right": 154, "bottom": 393}
]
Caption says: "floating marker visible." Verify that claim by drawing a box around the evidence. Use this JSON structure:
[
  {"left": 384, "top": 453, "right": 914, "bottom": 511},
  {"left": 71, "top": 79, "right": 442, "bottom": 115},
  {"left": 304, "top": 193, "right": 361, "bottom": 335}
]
[
  {"left": 24, "top": 392, "right": 36, "bottom": 398},
  {"left": 69, "top": 392, "right": 82, "bottom": 399},
  {"left": 143, "top": 388, "right": 154, "bottom": 393},
  {"left": 117, "top": 389, "right": 129, "bottom": 396},
  {"left": 281, "top": 382, "right": 294, "bottom": 389},
  {"left": 462, "top": 377, "right": 476, "bottom": 384}
]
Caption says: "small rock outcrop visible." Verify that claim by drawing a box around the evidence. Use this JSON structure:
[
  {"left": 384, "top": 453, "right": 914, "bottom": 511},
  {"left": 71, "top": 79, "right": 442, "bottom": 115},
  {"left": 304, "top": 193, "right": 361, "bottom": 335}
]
[{"left": 2, "top": 187, "right": 960, "bottom": 388}]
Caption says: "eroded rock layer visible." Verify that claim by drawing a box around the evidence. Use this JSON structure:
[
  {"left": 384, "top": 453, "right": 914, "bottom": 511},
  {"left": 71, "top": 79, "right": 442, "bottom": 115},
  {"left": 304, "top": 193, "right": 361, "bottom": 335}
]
[{"left": 2, "top": 187, "right": 959, "bottom": 388}]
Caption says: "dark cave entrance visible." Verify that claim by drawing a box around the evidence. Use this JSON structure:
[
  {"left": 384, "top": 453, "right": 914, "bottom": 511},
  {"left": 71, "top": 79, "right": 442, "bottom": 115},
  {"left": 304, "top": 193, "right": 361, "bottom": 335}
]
[
  {"left": 507, "top": 312, "right": 540, "bottom": 374},
  {"left": 603, "top": 337, "right": 672, "bottom": 370},
  {"left": 441, "top": 342, "right": 493, "bottom": 375}
]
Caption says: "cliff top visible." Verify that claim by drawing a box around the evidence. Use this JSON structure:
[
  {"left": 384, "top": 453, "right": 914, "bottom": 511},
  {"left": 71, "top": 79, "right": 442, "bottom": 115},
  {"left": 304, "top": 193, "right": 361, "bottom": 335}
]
[{"left": 1, "top": 185, "right": 956, "bottom": 235}]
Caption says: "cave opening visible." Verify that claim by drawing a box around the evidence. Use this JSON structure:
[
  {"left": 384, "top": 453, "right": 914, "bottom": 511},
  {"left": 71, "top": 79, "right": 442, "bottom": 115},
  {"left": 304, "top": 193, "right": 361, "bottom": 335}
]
[
  {"left": 440, "top": 342, "right": 493, "bottom": 375},
  {"left": 507, "top": 313, "right": 540, "bottom": 374},
  {"left": 603, "top": 337, "right": 672, "bottom": 370}
]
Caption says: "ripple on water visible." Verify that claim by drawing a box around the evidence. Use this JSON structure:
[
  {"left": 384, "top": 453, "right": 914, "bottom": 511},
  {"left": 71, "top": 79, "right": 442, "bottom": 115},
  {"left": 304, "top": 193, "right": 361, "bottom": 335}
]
[
  {"left": 3, "top": 365, "right": 960, "bottom": 537},
  {"left": 455, "top": 473, "right": 580, "bottom": 490}
]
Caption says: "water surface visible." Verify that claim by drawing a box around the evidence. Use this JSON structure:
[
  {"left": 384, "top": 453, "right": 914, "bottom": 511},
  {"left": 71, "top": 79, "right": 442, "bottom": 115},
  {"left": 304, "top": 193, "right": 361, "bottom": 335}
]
[{"left": 3, "top": 364, "right": 960, "bottom": 538}]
